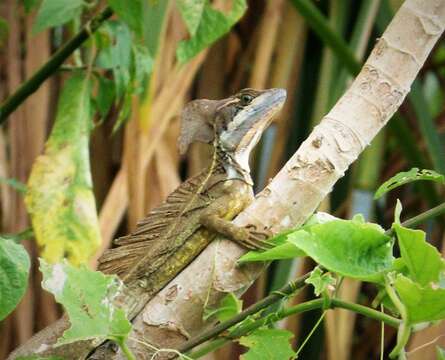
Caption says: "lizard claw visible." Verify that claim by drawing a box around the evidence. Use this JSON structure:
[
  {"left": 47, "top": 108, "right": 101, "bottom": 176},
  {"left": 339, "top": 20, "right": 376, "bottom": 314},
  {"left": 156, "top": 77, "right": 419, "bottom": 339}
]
[{"left": 240, "top": 224, "right": 274, "bottom": 251}]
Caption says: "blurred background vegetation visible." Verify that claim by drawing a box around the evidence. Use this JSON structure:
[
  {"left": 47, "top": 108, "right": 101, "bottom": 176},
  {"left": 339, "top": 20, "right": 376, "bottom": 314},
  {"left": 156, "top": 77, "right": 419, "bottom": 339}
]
[{"left": 0, "top": 0, "right": 444, "bottom": 359}]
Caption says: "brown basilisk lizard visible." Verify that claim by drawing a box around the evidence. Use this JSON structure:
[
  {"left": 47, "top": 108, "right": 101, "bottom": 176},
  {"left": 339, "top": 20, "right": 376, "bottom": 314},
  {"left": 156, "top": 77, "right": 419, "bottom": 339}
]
[{"left": 8, "top": 88, "right": 286, "bottom": 360}]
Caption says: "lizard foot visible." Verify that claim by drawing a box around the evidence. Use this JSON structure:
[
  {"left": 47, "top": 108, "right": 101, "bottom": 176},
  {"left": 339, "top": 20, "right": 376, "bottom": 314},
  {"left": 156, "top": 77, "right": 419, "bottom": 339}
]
[{"left": 238, "top": 224, "right": 274, "bottom": 251}]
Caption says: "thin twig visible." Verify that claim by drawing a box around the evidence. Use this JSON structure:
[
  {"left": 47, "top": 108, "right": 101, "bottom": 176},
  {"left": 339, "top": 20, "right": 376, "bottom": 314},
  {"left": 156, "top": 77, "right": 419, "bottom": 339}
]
[
  {"left": 0, "top": 7, "right": 113, "bottom": 123},
  {"left": 400, "top": 202, "right": 445, "bottom": 229},
  {"left": 176, "top": 272, "right": 311, "bottom": 355},
  {"left": 186, "top": 298, "right": 401, "bottom": 358}
]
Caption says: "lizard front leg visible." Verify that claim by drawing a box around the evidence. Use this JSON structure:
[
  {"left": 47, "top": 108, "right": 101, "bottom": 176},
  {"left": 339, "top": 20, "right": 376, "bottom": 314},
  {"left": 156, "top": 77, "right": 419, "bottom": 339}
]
[
  {"left": 200, "top": 213, "right": 272, "bottom": 250},
  {"left": 199, "top": 186, "right": 273, "bottom": 250}
]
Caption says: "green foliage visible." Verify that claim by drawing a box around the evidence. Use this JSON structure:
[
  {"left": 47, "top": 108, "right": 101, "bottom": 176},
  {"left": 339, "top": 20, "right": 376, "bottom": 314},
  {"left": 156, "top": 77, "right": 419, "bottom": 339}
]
[
  {"left": 40, "top": 259, "right": 132, "bottom": 345},
  {"left": 0, "top": 228, "right": 33, "bottom": 243},
  {"left": 239, "top": 329, "right": 296, "bottom": 360},
  {"left": 394, "top": 274, "right": 445, "bottom": 324},
  {"left": 142, "top": 0, "right": 170, "bottom": 57},
  {"left": 241, "top": 217, "right": 393, "bottom": 283},
  {"left": 237, "top": 230, "right": 305, "bottom": 264},
  {"left": 176, "top": 0, "right": 206, "bottom": 36},
  {"left": 33, "top": 0, "right": 84, "bottom": 33},
  {"left": 0, "top": 17, "right": 8, "bottom": 47},
  {"left": 25, "top": 74, "right": 101, "bottom": 265},
  {"left": 96, "top": 21, "right": 132, "bottom": 98},
  {"left": 305, "top": 267, "right": 336, "bottom": 296},
  {"left": 394, "top": 224, "right": 445, "bottom": 286},
  {"left": 107, "top": 0, "right": 144, "bottom": 37},
  {"left": 388, "top": 223, "right": 445, "bottom": 325},
  {"left": 237, "top": 203, "right": 445, "bottom": 357},
  {"left": 131, "top": 44, "right": 154, "bottom": 92},
  {"left": 95, "top": 20, "right": 153, "bottom": 129},
  {"left": 23, "top": 0, "right": 41, "bottom": 14},
  {"left": 177, "top": 0, "right": 247, "bottom": 63},
  {"left": 204, "top": 293, "right": 242, "bottom": 322},
  {"left": 288, "top": 219, "right": 393, "bottom": 283},
  {"left": 96, "top": 77, "right": 115, "bottom": 119},
  {"left": 0, "top": 240, "right": 30, "bottom": 320},
  {"left": 374, "top": 168, "right": 444, "bottom": 199}
]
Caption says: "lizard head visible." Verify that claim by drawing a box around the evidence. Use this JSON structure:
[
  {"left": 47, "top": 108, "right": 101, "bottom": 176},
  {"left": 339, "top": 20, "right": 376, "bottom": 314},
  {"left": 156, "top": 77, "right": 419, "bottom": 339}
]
[
  {"left": 178, "top": 88, "right": 286, "bottom": 167},
  {"left": 216, "top": 88, "right": 286, "bottom": 164}
]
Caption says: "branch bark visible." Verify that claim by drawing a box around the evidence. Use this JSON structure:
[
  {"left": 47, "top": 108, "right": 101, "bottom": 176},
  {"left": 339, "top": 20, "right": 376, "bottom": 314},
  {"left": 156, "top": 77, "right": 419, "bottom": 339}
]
[{"left": 8, "top": 0, "right": 445, "bottom": 359}]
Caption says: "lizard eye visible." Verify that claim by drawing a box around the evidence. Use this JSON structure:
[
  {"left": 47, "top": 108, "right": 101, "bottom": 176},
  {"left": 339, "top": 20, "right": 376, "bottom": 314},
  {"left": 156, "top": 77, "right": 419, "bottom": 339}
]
[{"left": 239, "top": 94, "right": 254, "bottom": 106}]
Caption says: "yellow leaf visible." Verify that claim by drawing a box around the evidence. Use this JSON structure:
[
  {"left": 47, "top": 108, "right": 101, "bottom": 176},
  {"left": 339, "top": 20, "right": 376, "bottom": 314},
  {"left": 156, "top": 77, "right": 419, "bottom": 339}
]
[{"left": 25, "top": 74, "right": 101, "bottom": 265}]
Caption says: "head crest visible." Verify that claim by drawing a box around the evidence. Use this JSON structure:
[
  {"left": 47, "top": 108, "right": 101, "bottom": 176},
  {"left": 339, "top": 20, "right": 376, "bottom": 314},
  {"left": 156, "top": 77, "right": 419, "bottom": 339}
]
[{"left": 178, "top": 99, "right": 219, "bottom": 154}]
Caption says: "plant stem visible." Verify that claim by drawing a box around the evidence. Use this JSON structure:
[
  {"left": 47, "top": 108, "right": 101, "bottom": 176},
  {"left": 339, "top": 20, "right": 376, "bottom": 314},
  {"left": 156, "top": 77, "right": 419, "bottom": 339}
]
[
  {"left": 187, "top": 338, "right": 227, "bottom": 359},
  {"left": 330, "top": 299, "right": 400, "bottom": 328},
  {"left": 177, "top": 272, "right": 310, "bottom": 355},
  {"left": 380, "top": 304, "right": 385, "bottom": 360},
  {"left": 400, "top": 202, "right": 445, "bottom": 229},
  {"left": 186, "top": 298, "right": 401, "bottom": 358},
  {"left": 295, "top": 311, "right": 326, "bottom": 357},
  {"left": 0, "top": 7, "right": 113, "bottom": 124},
  {"left": 385, "top": 278, "right": 410, "bottom": 358},
  {"left": 118, "top": 340, "right": 136, "bottom": 360}
]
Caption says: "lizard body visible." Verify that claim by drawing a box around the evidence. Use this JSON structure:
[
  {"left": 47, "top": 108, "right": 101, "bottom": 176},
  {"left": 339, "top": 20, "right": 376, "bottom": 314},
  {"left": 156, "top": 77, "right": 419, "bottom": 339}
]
[
  {"left": 96, "top": 88, "right": 287, "bottom": 323},
  {"left": 99, "top": 156, "right": 255, "bottom": 320},
  {"left": 8, "top": 88, "right": 286, "bottom": 360}
]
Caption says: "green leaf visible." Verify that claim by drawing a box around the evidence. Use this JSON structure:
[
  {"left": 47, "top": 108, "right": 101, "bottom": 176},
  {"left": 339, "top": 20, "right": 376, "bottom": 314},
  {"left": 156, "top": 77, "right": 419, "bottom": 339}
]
[
  {"left": 0, "top": 176, "right": 27, "bottom": 194},
  {"left": 238, "top": 242, "right": 305, "bottom": 264},
  {"left": 203, "top": 292, "right": 242, "bottom": 322},
  {"left": 176, "top": 0, "right": 206, "bottom": 36},
  {"left": 112, "top": 88, "right": 133, "bottom": 133},
  {"left": 287, "top": 219, "right": 393, "bottom": 283},
  {"left": 0, "top": 17, "right": 8, "bottom": 47},
  {"left": 305, "top": 267, "right": 336, "bottom": 296},
  {"left": 143, "top": 0, "right": 170, "bottom": 57},
  {"left": 33, "top": 0, "right": 84, "bottom": 33},
  {"left": 96, "top": 21, "right": 132, "bottom": 98},
  {"left": 131, "top": 44, "right": 153, "bottom": 91},
  {"left": 25, "top": 74, "right": 101, "bottom": 265},
  {"left": 0, "top": 228, "right": 33, "bottom": 243},
  {"left": 237, "top": 230, "right": 305, "bottom": 264},
  {"left": 176, "top": 0, "right": 247, "bottom": 63},
  {"left": 304, "top": 212, "right": 339, "bottom": 226},
  {"left": 96, "top": 77, "right": 115, "bottom": 118},
  {"left": 239, "top": 328, "right": 296, "bottom": 360},
  {"left": 374, "top": 168, "right": 444, "bottom": 199},
  {"left": 437, "top": 346, "right": 445, "bottom": 360},
  {"left": 40, "top": 259, "right": 132, "bottom": 344},
  {"left": 0, "top": 240, "right": 30, "bottom": 320},
  {"left": 394, "top": 274, "right": 445, "bottom": 324},
  {"left": 394, "top": 224, "right": 445, "bottom": 286},
  {"left": 23, "top": 0, "right": 41, "bottom": 13},
  {"left": 107, "top": 0, "right": 144, "bottom": 37}
]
